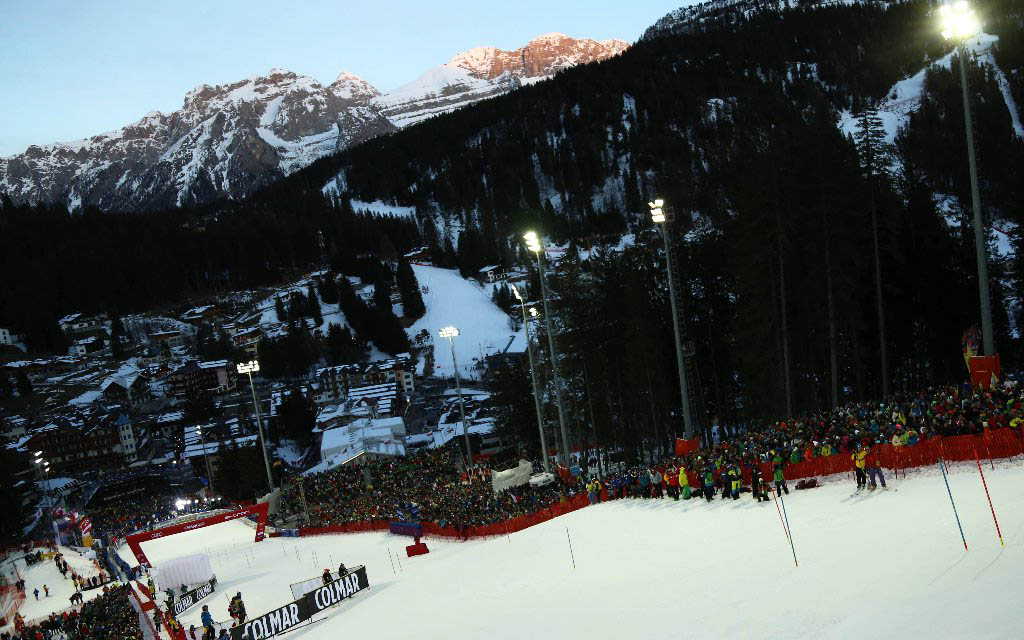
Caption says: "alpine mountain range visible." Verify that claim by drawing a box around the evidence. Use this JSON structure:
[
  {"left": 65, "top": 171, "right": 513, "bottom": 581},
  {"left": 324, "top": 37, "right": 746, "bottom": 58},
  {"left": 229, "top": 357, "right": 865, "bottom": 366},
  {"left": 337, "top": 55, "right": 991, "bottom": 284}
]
[{"left": 0, "top": 33, "right": 628, "bottom": 212}]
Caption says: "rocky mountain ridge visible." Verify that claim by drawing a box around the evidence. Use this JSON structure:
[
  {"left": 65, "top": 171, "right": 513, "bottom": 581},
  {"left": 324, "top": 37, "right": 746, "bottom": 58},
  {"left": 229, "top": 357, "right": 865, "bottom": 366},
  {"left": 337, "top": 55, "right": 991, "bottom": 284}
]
[{"left": 0, "top": 34, "right": 627, "bottom": 212}]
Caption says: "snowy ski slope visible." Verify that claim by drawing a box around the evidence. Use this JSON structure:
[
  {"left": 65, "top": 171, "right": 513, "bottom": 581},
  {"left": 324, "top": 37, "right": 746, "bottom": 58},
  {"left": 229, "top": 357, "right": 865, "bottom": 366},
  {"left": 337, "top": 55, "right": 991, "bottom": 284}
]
[
  {"left": 409, "top": 265, "right": 524, "bottom": 380},
  {"left": 113, "top": 461, "right": 1023, "bottom": 639}
]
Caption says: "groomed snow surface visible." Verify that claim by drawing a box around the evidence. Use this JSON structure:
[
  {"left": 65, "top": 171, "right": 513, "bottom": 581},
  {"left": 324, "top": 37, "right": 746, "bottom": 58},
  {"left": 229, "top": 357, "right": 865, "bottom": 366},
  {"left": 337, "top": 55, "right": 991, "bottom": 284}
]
[
  {"left": 4, "top": 547, "right": 108, "bottom": 626},
  {"left": 116, "top": 461, "right": 1022, "bottom": 639},
  {"left": 409, "top": 265, "right": 524, "bottom": 380}
]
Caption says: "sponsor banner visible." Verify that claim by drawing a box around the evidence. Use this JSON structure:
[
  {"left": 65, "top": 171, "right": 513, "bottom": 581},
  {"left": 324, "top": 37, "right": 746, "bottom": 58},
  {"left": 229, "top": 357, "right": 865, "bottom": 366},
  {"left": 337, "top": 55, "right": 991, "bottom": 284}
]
[
  {"left": 231, "top": 567, "right": 368, "bottom": 640},
  {"left": 300, "top": 567, "right": 368, "bottom": 617},
  {"left": 172, "top": 581, "right": 215, "bottom": 616},
  {"left": 288, "top": 566, "right": 364, "bottom": 600}
]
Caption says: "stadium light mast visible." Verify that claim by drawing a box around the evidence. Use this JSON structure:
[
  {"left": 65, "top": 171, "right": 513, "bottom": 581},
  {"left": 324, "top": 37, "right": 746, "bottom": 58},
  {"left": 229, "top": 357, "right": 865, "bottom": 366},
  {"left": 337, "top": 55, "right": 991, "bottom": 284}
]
[
  {"left": 649, "top": 199, "right": 695, "bottom": 440},
  {"left": 237, "top": 360, "right": 275, "bottom": 493},
  {"left": 34, "top": 452, "right": 55, "bottom": 541},
  {"left": 940, "top": 1, "right": 995, "bottom": 357},
  {"left": 195, "top": 425, "right": 215, "bottom": 497},
  {"left": 524, "top": 231, "right": 570, "bottom": 467},
  {"left": 510, "top": 284, "right": 550, "bottom": 472},
  {"left": 439, "top": 327, "right": 472, "bottom": 465}
]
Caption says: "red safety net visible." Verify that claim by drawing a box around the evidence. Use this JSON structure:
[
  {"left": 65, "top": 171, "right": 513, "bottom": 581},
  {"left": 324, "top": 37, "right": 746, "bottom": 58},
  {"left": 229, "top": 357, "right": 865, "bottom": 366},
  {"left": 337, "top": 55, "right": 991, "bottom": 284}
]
[{"left": 296, "top": 429, "right": 1024, "bottom": 542}]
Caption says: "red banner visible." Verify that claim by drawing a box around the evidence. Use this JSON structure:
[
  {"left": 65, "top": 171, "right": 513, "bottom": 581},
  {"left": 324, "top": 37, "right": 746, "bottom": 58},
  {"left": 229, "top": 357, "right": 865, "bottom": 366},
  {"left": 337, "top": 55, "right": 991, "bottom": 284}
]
[
  {"left": 675, "top": 437, "right": 700, "bottom": 456},
  {"left": 968, "top": 355, "right": 1001, "bottom": 388},
  {"left": 126, "top": 503, "right": 269, "bottom": 568}
]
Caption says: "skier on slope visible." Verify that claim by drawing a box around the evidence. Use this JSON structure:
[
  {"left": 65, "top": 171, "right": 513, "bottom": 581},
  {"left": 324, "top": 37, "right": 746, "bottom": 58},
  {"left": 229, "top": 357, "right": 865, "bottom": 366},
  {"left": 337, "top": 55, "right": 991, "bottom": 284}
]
[
  {"left": 866, "top": 443, "right": 887, "bottom": 491},
  {"left": 852, "top": 444, "right": 868, "bottom": 491},
  {"left": 773, "top": 465, "right": 789, "bottom": 496}
]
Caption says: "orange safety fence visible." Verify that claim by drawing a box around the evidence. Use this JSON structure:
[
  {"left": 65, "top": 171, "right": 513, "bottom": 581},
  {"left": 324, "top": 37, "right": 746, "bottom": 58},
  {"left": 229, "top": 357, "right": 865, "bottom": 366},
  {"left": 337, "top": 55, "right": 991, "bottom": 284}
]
[{"left": 295, "top": 429, "right": 1024, "bottom": 542}]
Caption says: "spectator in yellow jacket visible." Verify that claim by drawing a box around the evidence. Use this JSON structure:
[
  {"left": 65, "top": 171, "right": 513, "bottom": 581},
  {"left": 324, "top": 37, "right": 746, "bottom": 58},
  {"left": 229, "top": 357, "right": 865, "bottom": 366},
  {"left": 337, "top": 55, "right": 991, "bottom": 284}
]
[{"left": 852, "top": 446, "right": 868, "bottom": 491}]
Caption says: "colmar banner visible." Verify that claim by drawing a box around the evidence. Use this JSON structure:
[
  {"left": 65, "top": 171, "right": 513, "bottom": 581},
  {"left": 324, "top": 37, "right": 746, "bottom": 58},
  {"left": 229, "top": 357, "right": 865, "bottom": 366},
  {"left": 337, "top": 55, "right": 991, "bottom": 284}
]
[{"left": 230, "top": 567, "right": 368, "bottom": 640}]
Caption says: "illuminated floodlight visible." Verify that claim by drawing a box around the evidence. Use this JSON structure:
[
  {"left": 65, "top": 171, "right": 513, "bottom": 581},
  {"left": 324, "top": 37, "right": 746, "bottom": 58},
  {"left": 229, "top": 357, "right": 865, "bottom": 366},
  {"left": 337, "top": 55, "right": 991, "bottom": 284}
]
[
  {"left": 649, "top": 199, "right": 666, "bottom": 223},
  {"left": 439, "top": 326, "right": 460, "bottom": 339},
  {"left": 940, "top": 1, "right": 979, "bottom": 40},
  {"left": 237, "top": 360, "right": 260, "bottom": 374}
]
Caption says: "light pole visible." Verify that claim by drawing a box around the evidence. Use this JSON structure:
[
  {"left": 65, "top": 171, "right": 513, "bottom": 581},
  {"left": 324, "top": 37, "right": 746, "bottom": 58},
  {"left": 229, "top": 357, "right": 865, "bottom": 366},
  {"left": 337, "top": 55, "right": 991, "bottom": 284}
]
[
  {"left": 237, "top": 360, "right": 275, "bottom": 493},
  {"left": 195, "top": 426, "right": 215, "bottom": 496},
  {"left": 940, "top": 1, "right": 995, "bottom": 356},
  {"left": 33, "top": 452, "right": 54, "bottom": 541},
  {"left": 439, "top": 327, "right": 472, "bottom": 465},
  {"left": 510, "top": 285, "right": 550, "bottom": 472},
  {"left": 523, "top": 231, "right": 571, "bottom": 467},
  {"left": 649, "top": 200, "right": 695, "bottom": 440}
]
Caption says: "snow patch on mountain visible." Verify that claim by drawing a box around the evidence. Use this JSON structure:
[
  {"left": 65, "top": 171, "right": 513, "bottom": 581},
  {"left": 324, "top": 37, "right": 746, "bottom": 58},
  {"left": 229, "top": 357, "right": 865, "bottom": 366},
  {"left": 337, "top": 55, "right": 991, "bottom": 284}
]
[
  {"left": 837, "top": 33, "right": 1018, "bottom": 145},
  {"left": 350, "top": 199, "right": 417, "bottom": 218},
  {"left": 409, "top": 265, "right": 524, "bottom": 380}
]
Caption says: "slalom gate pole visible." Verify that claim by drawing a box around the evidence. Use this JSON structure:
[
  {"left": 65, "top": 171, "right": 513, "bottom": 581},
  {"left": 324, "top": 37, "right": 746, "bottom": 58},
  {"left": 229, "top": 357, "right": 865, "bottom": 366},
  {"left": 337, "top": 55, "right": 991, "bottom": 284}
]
[
  {"left": 973, "top": 448, "right": 1005, "bottom": 548},
  {"left": 778, "top": 493, "right": 798, "bottom": 568},
  {"left": 388, "top": 550, "right": 396, "bottom": 575},
  {"left": 770, "top": 486, "right": 790, "bottom": 542},
  {"left": 565, "top": 527, "right": 576, "bottom": 570},
  {"left": 938, "top": 458, "right": 968, "bottom": 551}
]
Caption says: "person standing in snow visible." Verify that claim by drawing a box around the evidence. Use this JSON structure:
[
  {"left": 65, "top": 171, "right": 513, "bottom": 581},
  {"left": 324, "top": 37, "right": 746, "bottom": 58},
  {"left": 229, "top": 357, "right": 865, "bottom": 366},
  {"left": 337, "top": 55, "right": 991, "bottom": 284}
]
[
  {"left": 666, "top": 465, "right": 679, "bottom": 500},
  {"left": 852, "top": 444, "right": 868, "bottom": 491},
  {"left": 728, "top": 464, "right": 741, "bottom": 500},
  {"left": 751, "top": 469, "right": 768, "bottom": 502},
  {"left": 649, "top": 468, "right": 662, "bottom": 499},
  {"left": 867, "top": 444, "right": 887, "bottom": 490},
  {"left": 638, "top": 469, "right": 650, "bottom": 498},
  {"left": 773, "top": 466, "right": 789, "bottom": 496},
  {"left": 201, "top": 605, "right": 214, "bottom": 632},
  {"left": 702, "top": 468, "right": 715, "bottom": 501},
  {"left": 679, "top": 465, "right": 691, "bottom": 500}
]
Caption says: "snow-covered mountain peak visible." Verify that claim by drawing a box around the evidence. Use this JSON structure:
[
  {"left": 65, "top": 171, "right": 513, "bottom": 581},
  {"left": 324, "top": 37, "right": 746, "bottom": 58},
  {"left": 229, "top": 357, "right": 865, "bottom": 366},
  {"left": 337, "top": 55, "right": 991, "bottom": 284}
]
[
  {"left": 330, "top": 71, "right": 380, "bottom": 103},
  {"left": 1, "top": 33, "right": 626, "bottom": 210},
  {"left": 374, "top": 33, "right": 629, "bottom": 128}
]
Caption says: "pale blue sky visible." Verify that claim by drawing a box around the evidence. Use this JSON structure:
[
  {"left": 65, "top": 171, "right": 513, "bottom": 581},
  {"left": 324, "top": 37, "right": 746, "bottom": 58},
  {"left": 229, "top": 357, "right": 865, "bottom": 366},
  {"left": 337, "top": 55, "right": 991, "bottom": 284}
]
[{"left": 0, "top": 0, "right": 689, "bottom": 156}]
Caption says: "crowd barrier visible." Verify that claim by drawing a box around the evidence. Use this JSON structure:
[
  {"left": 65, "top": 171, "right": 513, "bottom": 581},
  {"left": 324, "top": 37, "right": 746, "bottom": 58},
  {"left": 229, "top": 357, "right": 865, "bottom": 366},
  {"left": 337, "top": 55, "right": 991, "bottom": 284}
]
[{"left": 293, "top": 429, "right": 1023, "bottom": 543}]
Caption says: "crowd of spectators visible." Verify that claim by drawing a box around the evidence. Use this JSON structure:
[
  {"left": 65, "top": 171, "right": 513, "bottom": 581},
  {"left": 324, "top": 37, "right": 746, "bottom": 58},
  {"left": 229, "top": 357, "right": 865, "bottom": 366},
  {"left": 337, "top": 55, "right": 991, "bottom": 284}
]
[
  {"left": 583, "top": 378, "right": 1023, "bottom": 500},
  {"left": 88, "top": 494, "right": 181, "bottom": 541},
  {"left": 280, "top": 449, "right": 573, "bottom": 529},
  {"left": 4, "top": 584, "right": 140, "bottom": 640},
  {"left": 284, "top": 380, "right": 1022, "bottom": 529}
]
